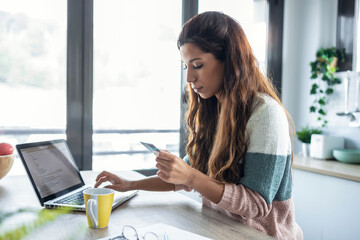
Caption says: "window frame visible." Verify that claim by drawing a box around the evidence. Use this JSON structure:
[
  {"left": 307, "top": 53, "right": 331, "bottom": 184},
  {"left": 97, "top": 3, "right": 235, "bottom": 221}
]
[
  {"left": 65, "top": 0, "right": 283, "bottom": 171},
  {"left": 336, "top": 0, "right": 356, "bottom": 71},
  {"left": 67, "top": 0, "right": 93, "bottom": 170},
  {"left": 267, "top": 0, "right": 284, "bottom": 95}
]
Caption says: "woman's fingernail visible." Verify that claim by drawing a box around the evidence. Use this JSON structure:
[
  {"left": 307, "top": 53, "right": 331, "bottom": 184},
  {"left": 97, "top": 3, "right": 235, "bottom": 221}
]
[{"left": 154, "top": 151, "right": 159, "bottom": 156}]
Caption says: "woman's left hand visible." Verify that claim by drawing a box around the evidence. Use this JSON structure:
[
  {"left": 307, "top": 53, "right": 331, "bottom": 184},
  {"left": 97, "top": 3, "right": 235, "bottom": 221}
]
[{"left": 155, "top": 150, "right": 195, "bottom": 187}]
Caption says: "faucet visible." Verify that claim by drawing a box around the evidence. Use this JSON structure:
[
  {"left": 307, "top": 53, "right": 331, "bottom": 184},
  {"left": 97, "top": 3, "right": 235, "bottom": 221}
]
[
  {"left": 349, "top": 73, "right": 360, "bottom": 127},
  {"left": 336, "top": 71, "right": 360, "bottom": 127}
]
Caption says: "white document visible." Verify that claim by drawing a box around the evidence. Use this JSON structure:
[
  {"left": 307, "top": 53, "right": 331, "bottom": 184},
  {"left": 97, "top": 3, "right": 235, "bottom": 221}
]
[
  {"left": 140, "top": 223, "right": 213, "bottom": 240},
  {"left": 100, "top": 223, "right": 213, "bottom": 240}
]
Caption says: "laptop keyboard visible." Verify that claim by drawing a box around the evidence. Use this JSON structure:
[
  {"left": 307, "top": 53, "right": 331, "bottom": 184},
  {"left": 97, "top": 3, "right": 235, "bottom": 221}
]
[{"left": 54, "top": 187, "right": 90, "bottom": 205}]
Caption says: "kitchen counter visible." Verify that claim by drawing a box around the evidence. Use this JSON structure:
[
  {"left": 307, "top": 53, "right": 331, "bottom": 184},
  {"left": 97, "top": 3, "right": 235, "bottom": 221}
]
[
  {"left": 293, "top": 154, "right": 360, "bottom": 182},
  {"left": 0, "top": 171, "right": 274, "bottom": 240}
]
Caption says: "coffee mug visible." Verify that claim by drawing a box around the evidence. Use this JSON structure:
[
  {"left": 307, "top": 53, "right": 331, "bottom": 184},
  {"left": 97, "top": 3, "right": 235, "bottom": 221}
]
[{"left": 83, "top": 188, "right": 114, "bottom": 228}]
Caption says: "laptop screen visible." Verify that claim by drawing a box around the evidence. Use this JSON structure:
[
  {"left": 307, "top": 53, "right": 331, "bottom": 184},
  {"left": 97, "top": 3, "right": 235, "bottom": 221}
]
[{"left": 18, "top": 140, "right": 83, "bottom": 199}]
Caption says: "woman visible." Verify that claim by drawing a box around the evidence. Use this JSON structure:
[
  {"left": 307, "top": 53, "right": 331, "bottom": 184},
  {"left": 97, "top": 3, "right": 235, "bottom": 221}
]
[{"left": 95, "top": 11, "right": 303, "bottom": 240}]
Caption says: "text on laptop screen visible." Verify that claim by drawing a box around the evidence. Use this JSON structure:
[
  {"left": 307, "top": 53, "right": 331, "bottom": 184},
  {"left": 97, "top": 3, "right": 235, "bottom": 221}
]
[{"left": 20, "top": 142, "right": 82, "bottom": 198}]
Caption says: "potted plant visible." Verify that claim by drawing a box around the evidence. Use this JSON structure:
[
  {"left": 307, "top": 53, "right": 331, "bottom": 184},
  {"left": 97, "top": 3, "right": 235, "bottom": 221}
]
[
  {"left": 309, "top": 47, "right": 345, "bottom": 127},
  {"left": 296, "top": 127, "right": 322, "bottom": 157}
]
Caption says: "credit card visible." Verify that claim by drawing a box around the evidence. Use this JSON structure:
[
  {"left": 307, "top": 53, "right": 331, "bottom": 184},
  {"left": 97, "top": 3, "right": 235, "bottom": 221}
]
[{"left": 140, "top": 142, "right": 160, "bottom": 153}]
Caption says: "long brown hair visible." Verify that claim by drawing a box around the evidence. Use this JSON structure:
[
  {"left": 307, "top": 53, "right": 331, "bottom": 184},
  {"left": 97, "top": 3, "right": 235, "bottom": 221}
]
[{"left": 178, "top": 11, "right": 293, "bottom": 184}]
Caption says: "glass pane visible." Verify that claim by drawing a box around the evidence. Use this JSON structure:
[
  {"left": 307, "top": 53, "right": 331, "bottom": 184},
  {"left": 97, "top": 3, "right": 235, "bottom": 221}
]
[
  {"left": 357, "top": 3, "right": 360, "bottom": 72},
  {"left": 93, "top": 0, "right": 181, "bottom": 171},
  {"left": 199, "top": 0, "right": 268, "bottom": 69},
  {"left": 0, "top": 0, "right": 67, "bottom": 175}
]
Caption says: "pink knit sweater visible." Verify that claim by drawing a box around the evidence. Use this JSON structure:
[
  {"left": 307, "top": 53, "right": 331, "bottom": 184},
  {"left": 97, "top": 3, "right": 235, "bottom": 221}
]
[
  {"left": 177, "top": 94, "right": 303, "bottom": 239},
  {"left": 202, "top": 184, "right": 303, "bottom": 240}
]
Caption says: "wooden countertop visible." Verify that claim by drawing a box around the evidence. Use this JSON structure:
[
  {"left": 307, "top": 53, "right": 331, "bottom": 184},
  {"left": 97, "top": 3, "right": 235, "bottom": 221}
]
[
  {"left": 293, "top": 154, "right": 360, "bottom": 182},
  {"left": 0, "top": 171, "right": 274, "bottom": 240}
]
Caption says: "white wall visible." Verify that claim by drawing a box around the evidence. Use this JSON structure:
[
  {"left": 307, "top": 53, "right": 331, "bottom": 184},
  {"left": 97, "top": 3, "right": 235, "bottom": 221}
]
[{"left": 282, "top": 0, "right": 360, "bottom": 153}]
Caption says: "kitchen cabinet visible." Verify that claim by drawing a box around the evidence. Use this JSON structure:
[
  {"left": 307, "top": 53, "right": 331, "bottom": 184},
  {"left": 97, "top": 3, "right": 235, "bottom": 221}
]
[{"left": 293, "top": 155, "right": 360, "bottom": 240}]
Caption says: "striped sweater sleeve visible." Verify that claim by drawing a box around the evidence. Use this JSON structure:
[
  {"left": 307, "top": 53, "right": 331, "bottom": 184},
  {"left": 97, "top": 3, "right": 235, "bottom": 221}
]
[{"left": 215, "top": 95, "right": 292, "bottom": 218}]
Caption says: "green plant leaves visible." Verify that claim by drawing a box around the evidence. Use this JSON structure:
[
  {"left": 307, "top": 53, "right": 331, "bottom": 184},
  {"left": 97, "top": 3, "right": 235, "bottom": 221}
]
[
  {"left": 311, "top": 73, "right": 318, "bottom": 79},
  {"left": 334, "top": 77, "right": 341, "bottom": 84},
  {"left": 318, "top": 97, "right": 326, "bottom": 105},
  {"left": 310, "top": 83, "right": 318, "bottom": 94},
  {"left": 309, "top": 47, "right": 345, "bottom": 127},
  {"left": 296, "top": 127, "right": 322, "bottom": 143},
  {"left": 325, "top": 88, "right": 333, "bottom": 95},
  {"left": 0, "top": 208, "right": 73, "bottom": 240},
  {"left": 318, "top": 108, "right": 326, "bottom": 115}
]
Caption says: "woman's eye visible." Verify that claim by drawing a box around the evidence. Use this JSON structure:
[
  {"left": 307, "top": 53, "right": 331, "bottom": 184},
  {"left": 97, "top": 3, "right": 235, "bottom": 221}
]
[
  {"left": 182, "top": 65, "right": 188, "bottom": 70},
  {"left": 193, "top": 64, "right": 203, "bottom": 69}
]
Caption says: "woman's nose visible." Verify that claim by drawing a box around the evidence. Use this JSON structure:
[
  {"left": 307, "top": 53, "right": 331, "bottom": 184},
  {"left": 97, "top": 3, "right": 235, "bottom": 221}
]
[{"left": 186, "top": 69, "right": 196, "bottom": 83}]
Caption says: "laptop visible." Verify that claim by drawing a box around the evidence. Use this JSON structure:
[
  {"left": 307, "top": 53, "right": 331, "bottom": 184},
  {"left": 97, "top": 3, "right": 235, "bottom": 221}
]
[{"left": 16, "top": 139, "right": 138, "bottom": 211}]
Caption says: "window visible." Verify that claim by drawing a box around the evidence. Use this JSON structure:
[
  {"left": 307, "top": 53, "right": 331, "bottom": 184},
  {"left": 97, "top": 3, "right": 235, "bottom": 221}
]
[
  {"left": 3, "top": 0, "right": 276, "bottom": 173},
  {"left": 92, "top": 0, "right": 181, "bottom": 171},
  {"left": 199, "top": 0, "right": 268, "bottom": 69},
  {"left": 0, "top": 0, "right": 67, "bottom": 174}
]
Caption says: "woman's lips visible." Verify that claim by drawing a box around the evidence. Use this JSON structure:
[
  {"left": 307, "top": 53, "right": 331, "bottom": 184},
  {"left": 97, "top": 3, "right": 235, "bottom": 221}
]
[{"left": 193, "top": 87, "right": 203, "bottom": 93}]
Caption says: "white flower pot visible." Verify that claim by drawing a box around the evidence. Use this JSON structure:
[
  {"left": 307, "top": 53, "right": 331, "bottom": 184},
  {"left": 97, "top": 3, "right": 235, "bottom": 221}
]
[{"left": 302, "top": 143, "right": 310, "bottom": 157}]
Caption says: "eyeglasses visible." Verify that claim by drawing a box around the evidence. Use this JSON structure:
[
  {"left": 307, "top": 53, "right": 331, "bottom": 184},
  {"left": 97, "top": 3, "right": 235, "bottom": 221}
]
[{"left": 108, "top": 225, "right": 159, "bottom": 240}]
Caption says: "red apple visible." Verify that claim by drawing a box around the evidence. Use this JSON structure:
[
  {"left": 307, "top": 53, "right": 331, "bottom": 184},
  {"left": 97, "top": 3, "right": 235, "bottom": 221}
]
[{"left": 0, "top": 143, "right": 14, "bottom": 156}]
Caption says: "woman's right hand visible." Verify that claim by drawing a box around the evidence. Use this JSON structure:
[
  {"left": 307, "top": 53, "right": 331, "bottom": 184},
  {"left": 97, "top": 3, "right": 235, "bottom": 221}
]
[{"left": 94, "top": 170, "right": 131, "bottom": 192}]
